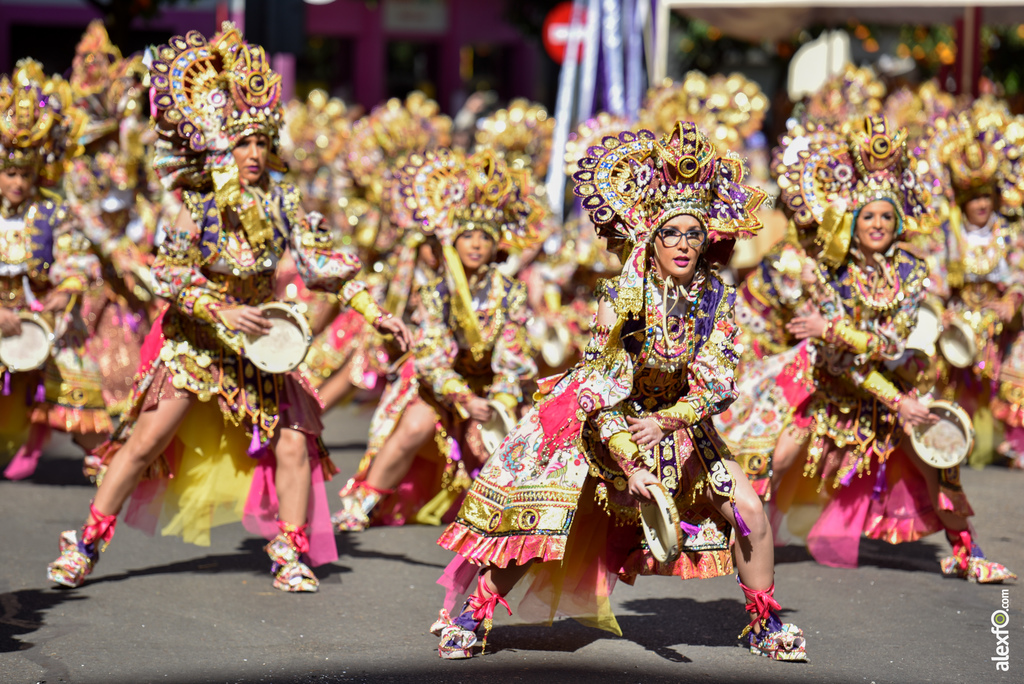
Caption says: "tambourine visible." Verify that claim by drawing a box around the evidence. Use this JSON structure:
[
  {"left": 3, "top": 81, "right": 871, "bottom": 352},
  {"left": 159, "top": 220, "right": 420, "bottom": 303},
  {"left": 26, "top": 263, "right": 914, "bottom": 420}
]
[
  {"left": 242, "top": 302, "right": 312, "bottom": 374},
  {"left": 640, "top": 482, "right": 683, "bottom": 563},
  {"left": 540, "top": 320, "right": 572, "bottom": 368},
  {"left": 480, "top": 400, "right": 517, "bottom": 457},
  {"left": 910, "top": 400, "right": 974, "bottom": 469},
  {"left": 906, "top": 300, "right": 941, "bottom": 357},
  {"left": 0, "top": 311, "right": 54, "bottom": 372},
  {"left": 937, "top": 317, "right": 978, "bottom": 369}
]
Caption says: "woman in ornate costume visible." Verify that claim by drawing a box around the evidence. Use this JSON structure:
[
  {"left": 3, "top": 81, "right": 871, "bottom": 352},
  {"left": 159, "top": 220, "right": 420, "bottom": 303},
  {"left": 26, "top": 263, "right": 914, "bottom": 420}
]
[
  {"left": 919, "top": 108, "right": 1024, "bottom": 467},
  {"left": 716, "top": 115, "right": 1016, "bottom": 583},
  {"left": 332, "top": 148, "right": 542, "bottom": 532},
  {"left": 431, "top": 123, "right": 808, "bottom": 663},
  {"left": 0, "top": 59, "right": 111, "bottom": 481},
  {"left": 46, "top": 24, "right": 409, "bottom": 592}
]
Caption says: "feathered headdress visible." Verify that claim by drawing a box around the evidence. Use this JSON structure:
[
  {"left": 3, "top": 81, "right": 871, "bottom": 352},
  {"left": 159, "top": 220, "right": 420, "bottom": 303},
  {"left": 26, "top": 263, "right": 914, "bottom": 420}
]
[
  {"left": 572, "top": 121, "right": 768, "bottom": 315},
  {"left": 774, "top": 115, "right": 932, "bottom": 268}
]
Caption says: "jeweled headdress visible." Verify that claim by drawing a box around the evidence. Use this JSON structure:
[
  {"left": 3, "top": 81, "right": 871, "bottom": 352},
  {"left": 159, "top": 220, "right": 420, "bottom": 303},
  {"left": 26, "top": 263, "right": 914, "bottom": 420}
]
[
  {"left": 573, "top": 121, "right": 769, "bottom": 314},
  {"left": 0, "top": 59, "right": 86, "bottom": 185},
  {"left": 474, "top": 98, "right": 555, "bottom": 178},
  {"left": 71, "top": 20, "right": 122, "bottom": 101},
  {"left": 281, "top": 89, "right": 351, "bottom": 169},
  {"left": 563, "top": 112, "right": 631, "bottom": 176},
  {"left": 148, "top": 22, "right": 284, "bottom": 190},
  {"left": 801, "top": 64, "right": 886, "bottom": 127},
  {"left": 883, "top": 80, "right": 964, "bottom": 138},
  {"left": 923, "top": 105, "right": 1024, "bottom": 219},
  {"left": 640, "top": 72, "right": 768, "bottom": 152},
  {"left": 774, "top": 115, "right": 932, "bottom": 268},
  {"left": 397, "top": 147, "right": 545, "bottom": 357}
]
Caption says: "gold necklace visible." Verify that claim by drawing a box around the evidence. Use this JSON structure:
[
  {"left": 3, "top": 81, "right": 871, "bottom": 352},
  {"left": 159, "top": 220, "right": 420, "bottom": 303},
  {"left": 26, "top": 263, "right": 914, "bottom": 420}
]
[{"left": 849, "top": 260, "right": 901, "bottom": 312}]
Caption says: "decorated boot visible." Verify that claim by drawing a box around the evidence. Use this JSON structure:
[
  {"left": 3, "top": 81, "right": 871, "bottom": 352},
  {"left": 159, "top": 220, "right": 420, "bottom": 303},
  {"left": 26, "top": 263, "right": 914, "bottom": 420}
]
[
  {"left": 940, "top": 529, "right": 1017, "bottom": 583},
  {"left": 265, "top": 521, "right": 319, "bottom": 592},
  {"left": 432, "top": 575, "right": 511, "bottom": 659},
  {"left": 738, "top": 579, "right": 808, "bottom": 662},
  {"left": 46, "top": 503, "right": 117, "bottom": 588},
  {"left": 331, "top": 482, "right": 392, "bottom": 531}
]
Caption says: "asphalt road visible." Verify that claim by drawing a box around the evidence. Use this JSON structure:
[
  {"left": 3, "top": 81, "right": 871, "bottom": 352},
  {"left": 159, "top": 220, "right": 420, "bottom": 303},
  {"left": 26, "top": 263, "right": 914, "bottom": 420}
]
[{"left": 0, "top": 403, "right": 1020, "bottom": 684}]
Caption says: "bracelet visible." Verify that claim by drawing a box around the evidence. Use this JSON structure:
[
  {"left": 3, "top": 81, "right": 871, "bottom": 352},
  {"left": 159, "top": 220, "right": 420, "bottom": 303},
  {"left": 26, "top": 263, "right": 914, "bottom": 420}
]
[{"left": 374, "top": 312, "right": 393, "bottom": 328}]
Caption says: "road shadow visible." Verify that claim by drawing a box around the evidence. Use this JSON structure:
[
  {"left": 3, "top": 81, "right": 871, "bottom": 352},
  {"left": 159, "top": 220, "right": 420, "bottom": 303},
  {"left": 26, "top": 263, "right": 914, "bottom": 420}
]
[
  {"left": 77, "top": 537, "right": 354, "bottom": 588},
  {"left": 1, "top": 452, "right": 94, "bottom": 487},
  {"left": 336, "top": 531, "right": 447, "bottom": 570},
  {"left": 485, "top": 596, "right": 761, "bottom": 663},
  {"left": 0, "top": 586, "right": 88, "bottom": 653},
  {"left": 857, "top": 537, "right": 943, "bottom": 573}
]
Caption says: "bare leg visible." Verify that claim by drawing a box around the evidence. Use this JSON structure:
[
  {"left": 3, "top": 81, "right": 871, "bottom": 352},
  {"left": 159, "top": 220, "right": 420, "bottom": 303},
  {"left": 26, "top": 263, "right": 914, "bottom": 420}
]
[
  {"left": 904, "top": 445, "right": 968, "bottom": 532},
  {"left": 364, "top": 398, "right": 438, "bottom": 491},
  {"left": 710, "top": 459, "right": 775, "bottom": 592},
  {"left": 482, "top": 560, "right": 534, "bottom": 596},
  {"left": 315, "top": 360, "right": 355, "bottom": 413},
  {"left": 770, "top": 428, "right": 806, "bottom": 492},
  {"left": 73, "top": 431, "right": 109, "bottom": 453},
  {"left": 91, "top": 396, "right": 195, "bottom": 518},
  {"left": 273, "top": 427, "right": 311, "bottom": 525}
]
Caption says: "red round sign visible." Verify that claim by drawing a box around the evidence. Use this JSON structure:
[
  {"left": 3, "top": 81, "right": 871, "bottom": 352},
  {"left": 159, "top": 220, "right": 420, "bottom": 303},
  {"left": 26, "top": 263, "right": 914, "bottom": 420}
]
[{"left": 542, "top": 2, "right": 587, "bottom": 64}]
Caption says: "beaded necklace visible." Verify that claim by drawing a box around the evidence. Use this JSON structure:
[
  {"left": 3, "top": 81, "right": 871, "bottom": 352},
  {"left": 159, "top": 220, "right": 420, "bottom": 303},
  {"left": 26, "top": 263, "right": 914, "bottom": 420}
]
[
  {"left": 962, "top": 219, "right": 1007, "bottom": 276},
  {"left": 636, "top": 268, "right": 701, "bottom": 372},
  {"left": 848, "top": 258, "right": 902, "bottom": 313}
]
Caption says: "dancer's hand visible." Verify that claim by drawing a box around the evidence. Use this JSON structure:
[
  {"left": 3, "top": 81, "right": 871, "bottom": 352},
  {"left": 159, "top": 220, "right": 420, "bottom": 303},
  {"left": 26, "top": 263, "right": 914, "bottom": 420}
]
[
  {"left": 375, "top": 314, "right": 413, "bottom": 352},
  {"left": 626, "top": 416, "right": 665, "bottom": 448},
  {"left": 786, "top": 309, "right": 827, "bottom": 340},
  {"left": 221, "top": 306, "right": 273, "bottom": 336},
  {"left": 899, "top": 396, "right": 938, "bottom": 433},
  {"left": 464, "top": 396, "right": 493, "bottom": 421},
  {"left": 627, "top": 469, "right": 659, "bottom": 502},
  {"left": 0, "top": 308, "right": 21, "bottom": 336},
  {"left": 41, "top": 289, "right": 71, "bottom": 313},
  {"left": 801, "top": 260, "right": 817, "bottom": 285},
  {"left": 991, "top": 298, "right": 1016, "bottom": 323}
]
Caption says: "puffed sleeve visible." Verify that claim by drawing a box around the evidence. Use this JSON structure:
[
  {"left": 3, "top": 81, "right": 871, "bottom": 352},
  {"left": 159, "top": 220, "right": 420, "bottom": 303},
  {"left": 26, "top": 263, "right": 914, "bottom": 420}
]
[
  {"left": 412, "top": 280, "right": 472, "bottom": 408},
  {"left": 151, "top": 191, "right": 214, "bottom": 320}
]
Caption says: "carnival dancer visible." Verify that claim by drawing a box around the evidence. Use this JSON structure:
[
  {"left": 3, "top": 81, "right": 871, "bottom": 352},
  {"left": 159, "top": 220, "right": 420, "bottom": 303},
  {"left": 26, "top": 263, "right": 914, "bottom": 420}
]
[
  {"left": 918, "top": 108, "right": 1024, "bottom": 467},
  {"left": 0, "top": 59, "right": 111, "bottom": 481},
  {"left": 716, "top": 115, "right": 1016, "bottom": 583},
  {"left": 332, "top": 148, "right": 543, "bottom": 531},
  {"left": 297, "top": 92, "right": 452, "bottom": 410},
  {"left": 431, "top": 123, "right": 807, "bottom": 662},
  {"left": 46, "top": 24, "right": 410, "bottom": 592},
  {"left": 65, "top": 41, "right": 158, "bottom": 429}
]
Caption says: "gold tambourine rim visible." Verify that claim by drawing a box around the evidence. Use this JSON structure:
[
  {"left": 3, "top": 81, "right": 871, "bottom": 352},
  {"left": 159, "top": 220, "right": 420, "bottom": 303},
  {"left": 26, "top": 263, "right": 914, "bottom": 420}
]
[
  {"left": 0, "top": 311, "right": 55, "bottom": 372},
  {"left": 937, "top": 317, "right": 977, "bottom": 369},
  {"left": 640, "top": 481, "right": 683, "bottom": 563},
  {"left": 910, "top": 399, "right": 975, "bottom": 469},
  {"left": 241, "top": 302, "right": 313, "bottom": 374}
]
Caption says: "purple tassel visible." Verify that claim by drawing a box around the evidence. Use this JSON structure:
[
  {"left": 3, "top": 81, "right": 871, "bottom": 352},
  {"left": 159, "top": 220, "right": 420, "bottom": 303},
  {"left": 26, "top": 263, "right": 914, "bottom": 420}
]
[
  {"left": 449, "top": 438, "right": 462, "bottom": 463},
  {"left": 840, "top": 467, "right": 857, "bottom": 487},
  {"left": 247, "top": 429, "right": 263, "bottom": 457},
  {"left": 732, "top": 501, "right": 751, "bottom": 537},
  {"left": 34, "top": 380, "right": 45, "bottom": 403},
  {"left": 871, "top": 460, "right": 888, "bottom": 501},
  {"left": 680, "top": 520, "right": 701, "bottom": 537},
  {"left": 2, "top": 371, "right": 9, "bottom": 396},
  {"left": 127, "top": 313, "right": 141, "bottom": 333}
]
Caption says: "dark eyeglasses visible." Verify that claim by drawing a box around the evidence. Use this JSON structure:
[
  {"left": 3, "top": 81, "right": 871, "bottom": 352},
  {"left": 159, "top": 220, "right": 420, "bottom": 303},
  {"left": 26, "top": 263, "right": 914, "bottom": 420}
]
[{"left": 656, "top": 227, "right": 707, "bottom": 249}]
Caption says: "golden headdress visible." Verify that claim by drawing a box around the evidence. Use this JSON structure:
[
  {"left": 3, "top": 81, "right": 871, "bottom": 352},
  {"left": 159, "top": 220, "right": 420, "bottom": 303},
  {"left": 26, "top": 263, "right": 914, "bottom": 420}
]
[
  {"left": 640, "top": 72, "right": 768, "bottom": 153},
  {"left": 573, "top": 121, "right": 769, "bottom": 315},
  {"left": 923, "top": 103, "right": 1024, "bottom": 220},
  {"left": 71, "top": 20, "right": 122, "bottom": 101},
  {"left": 774, "top": 115, "right": 932, "bottom": 268},
  {"left": 148, "top": 22, "right": 284, "bottom": 190},
  {"left": 281, "top": 89, "right": 351, "bottom": 169},
  {"left": 801, "top": 64, "right": 886, "bottom": 127},
  {"left": 564, "top": 112, "right": 631, "bottom": 176},
  {"left": 397, "top": 147, "right": 546, "bottom": 358},
  {"left": 0, "top": 59, "right": 85, "bottom": 185},
  {"left": 474, "top": 98, "right": 555, "bottom": 179},
  {"left": 883, "top": 80, "right": 964, "bottom": 138}
]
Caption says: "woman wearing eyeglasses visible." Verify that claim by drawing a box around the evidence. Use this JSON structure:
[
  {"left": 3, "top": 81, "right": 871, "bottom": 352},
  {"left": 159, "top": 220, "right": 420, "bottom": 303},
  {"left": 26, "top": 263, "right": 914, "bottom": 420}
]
[{"left": 430, "top": 123, "right": 808, "bottom": 663}]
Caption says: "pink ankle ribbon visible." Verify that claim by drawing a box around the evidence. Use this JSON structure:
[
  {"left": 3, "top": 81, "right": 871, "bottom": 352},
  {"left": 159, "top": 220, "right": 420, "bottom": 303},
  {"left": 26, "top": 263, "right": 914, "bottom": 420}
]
[
  {"left": 280, "top": 522, "right": 310, "bottom": 555},
  {"left": 469, "top": 577, "right": 512, "bottom": 622},
  {"left": 739, "top": 581, "right": 781, "bottom": 628},
  {"left": 83, "top": 503, "right": 118, "bottom": 546}
]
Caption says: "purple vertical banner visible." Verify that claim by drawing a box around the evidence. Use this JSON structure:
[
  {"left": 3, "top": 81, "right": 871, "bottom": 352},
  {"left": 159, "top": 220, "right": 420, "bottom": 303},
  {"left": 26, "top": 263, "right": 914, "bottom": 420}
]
[
  {"left": 576, "top": 0, "right": 601, "bottom": 123},
  {"left": 600, "top": 0, "right": 625, "bottom": 116},
  {"left": 624, "top": 0, "right": 646, "bottom": 121}
]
